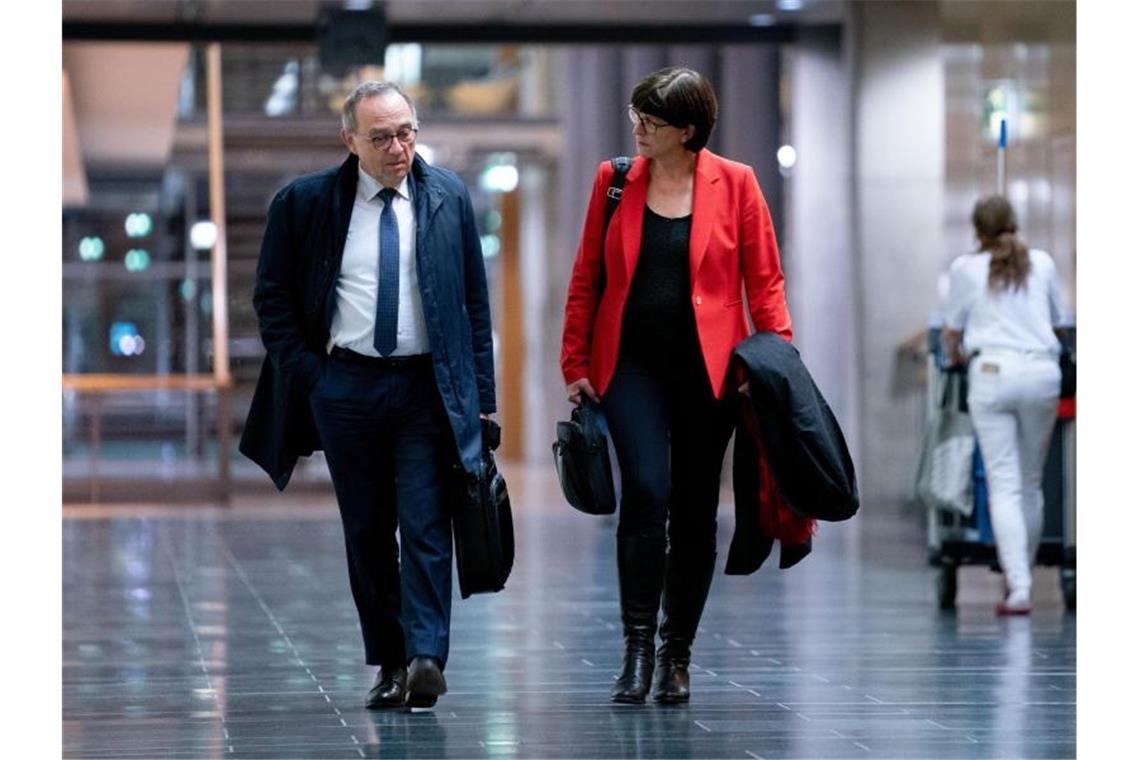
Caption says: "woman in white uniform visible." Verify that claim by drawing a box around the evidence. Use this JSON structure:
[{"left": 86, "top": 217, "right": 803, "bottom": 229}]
[{"left": 942, "top": 195, "right": 1068, "bottom": 615}]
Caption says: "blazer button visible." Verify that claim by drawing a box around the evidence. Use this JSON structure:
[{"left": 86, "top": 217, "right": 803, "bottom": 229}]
[{"left": 695, "top": 296, "right": 703, "bottom": 306}]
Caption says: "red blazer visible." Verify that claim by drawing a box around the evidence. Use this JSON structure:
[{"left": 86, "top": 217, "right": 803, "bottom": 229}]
[{"left": 561, "top": 149, "right": 793, "bottom": 399}]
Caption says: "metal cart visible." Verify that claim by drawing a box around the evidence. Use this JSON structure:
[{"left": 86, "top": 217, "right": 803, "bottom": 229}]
[{"left": 924, "top": 327, "right": 1076, "bottom": 611}]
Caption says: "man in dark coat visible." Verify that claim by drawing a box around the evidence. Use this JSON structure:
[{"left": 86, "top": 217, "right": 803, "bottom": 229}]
[{"left": 239, "top": 81, "right": 496, "bottom": 710}]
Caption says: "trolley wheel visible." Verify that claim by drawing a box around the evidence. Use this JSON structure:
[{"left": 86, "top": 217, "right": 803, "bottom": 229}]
[
  {"left": 937, "top": 562, "right": 958, "bottom": 609},
  {"left": 1060, "top": 568, "right": 1076, "bottom": 611}
]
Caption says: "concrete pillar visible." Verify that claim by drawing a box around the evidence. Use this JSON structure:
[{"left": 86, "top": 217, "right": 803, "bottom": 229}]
[
  {"left": 719, "top": 45, "right": 783, "bottom": 253},
  {"left": 853, "top": 0, "right": 945, "bottom": 509},
  {"left": 784, "top": 28, "right": 860, "bottom": 476}
]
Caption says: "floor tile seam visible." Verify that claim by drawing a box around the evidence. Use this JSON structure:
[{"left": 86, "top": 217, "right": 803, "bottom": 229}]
[
  {"left": 156, "top": 523, "right": 234, "bottom": 753},
  {"left": 216, "top": 529, "right": 365, "bottom": 754}
]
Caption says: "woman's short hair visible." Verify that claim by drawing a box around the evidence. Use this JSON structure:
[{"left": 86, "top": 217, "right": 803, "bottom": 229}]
[{"left": 630, "top": 67, "right": 718, "bottom": 152}]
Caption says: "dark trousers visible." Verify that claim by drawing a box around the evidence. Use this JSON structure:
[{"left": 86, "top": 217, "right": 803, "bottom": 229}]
[
  {"left": 308, "top": 355, "right": 454, "bottom": 669},
  {"left": 602, "top": 354, "right": 736, "bottom": 595}
]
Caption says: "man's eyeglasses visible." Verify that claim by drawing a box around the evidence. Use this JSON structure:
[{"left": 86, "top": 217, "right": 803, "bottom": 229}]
[
  {"left": 358, "top": 126, "right": 419, "bottom": 151},
  {"left": 627, "top": 105, "right": 670, "bottom": 134}
]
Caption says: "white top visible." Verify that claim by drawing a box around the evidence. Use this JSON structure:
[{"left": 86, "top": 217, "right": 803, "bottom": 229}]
[
  {"left": 944, "top": 248, "right": 1066, "bottom": 357},
  {"left": 328, "top": 168, "right": 429, "bottom": 356}
]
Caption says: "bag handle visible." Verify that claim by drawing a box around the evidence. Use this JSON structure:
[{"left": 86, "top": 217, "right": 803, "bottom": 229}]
[
  {"left": 573, "top": 398, "right": 607, "bottom": 448},
  {"left": 481, "top": 417, "right": 502, "bottom": 452},
  {"left": 939, "top": 368, "right": 969, "bottom": 412}
]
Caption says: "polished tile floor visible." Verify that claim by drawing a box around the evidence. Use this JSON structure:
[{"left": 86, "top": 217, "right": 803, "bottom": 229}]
[{"left": 63, "top": 469, "right": 1075, "bottom": 759}]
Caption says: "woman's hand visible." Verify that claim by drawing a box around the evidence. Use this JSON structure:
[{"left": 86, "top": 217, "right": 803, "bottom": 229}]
[
  {"left": 941, "top": 327, "right": 966, "bottom": 367},
  {"left": 566, "top": 378, "right": 600, "bottom": 404},
  {"left": 738, "top": 380, "right": 751, "bottom": 398}
]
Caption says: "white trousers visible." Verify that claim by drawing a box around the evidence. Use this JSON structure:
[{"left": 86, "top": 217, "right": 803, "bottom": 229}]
[{"left": 967, "top": 352, "right": 1060, "bottom": 598}]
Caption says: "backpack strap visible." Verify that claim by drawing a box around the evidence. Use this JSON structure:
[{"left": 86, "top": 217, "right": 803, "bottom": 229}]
[
  {"left": 599, "top": 156, "right": 631, "bottom": 290},
  {"left": 604, "top": 156, "right": 632, "bottom": 228}
]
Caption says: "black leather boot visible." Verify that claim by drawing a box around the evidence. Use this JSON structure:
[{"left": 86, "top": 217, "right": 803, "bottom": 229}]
[
  {"left": 653, "top": 549, "right": 716, "bottom": 704},
  {"left": 611, "top": 532, "right": 666, "bottom": 704}
]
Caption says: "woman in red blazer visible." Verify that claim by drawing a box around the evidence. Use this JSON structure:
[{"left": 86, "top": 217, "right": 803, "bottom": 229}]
[{"left": 560, "top": 67, "right": 793, "bottom": 705}]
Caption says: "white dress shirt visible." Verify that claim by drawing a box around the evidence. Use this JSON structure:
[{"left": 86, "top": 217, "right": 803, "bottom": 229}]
[
  {"left": 328, "top": 168, "right": 430, "bottom": 356},
  {"left": 943, "top": 248, "right": 1066, "bottom": 357}
]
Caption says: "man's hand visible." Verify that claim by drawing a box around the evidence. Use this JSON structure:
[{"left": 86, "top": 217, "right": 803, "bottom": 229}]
[{"left": 566, "top": 378, "right": 600, "bottom": 404}]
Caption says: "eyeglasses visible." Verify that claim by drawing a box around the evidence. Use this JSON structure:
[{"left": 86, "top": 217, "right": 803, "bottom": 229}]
[
  {"left": 627, "top": 105, "right": 670, "bottom": 134},
  {"left": 357, "top": 126, "right": 419, "bottom": 151}
]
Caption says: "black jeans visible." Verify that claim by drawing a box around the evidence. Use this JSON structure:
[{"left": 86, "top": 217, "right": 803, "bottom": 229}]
[
  {"left": 602, "top": 354, "right": 736, "bottom": 562},
  {"left": 308, "top": 355, "right": 455, "bottom": 669}
]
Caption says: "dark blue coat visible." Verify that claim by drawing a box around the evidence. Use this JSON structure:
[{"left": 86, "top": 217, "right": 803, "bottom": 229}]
[{"left": 240, "top": 153, "right": 497, "bottom": 490}]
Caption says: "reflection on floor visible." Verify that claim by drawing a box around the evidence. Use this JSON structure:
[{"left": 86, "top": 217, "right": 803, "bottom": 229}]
[{"left": 63, "top": 467, "right": 1076, "bottom": 759}]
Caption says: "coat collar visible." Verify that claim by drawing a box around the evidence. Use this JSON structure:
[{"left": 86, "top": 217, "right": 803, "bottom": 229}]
[
  {"left": 620, "top": 149, "right": 723, "bottom": 284},
  {"left": 356, "top": 164, "right": 410, "bottom": 202},
  {"left": 331, "top": 153, "right": 445, "bottom": 235}
]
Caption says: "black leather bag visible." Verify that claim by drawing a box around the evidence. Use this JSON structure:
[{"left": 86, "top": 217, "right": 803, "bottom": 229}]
[
  {"left": 553, "top": 400, "right": 617, "bottom": 515},
  {"left": 551, "top": 157, "right": 630, "bottom": 517},
  {"left": 452, "top": 418, "right": 514, "bottom": 599}
]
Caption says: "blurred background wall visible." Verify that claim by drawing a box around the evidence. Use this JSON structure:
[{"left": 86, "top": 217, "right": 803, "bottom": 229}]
[{"left": 61, "top": 0, "right": 1076, "bottom": 511}]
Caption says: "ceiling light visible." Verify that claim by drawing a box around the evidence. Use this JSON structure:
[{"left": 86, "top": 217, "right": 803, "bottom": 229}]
[
  {"left": 125, "top": 212, "right": 153, "bottom": 238},
  {"left": 124, "top": 249, "right": 151, "bottom": 273},
  {"left": 79, "top": 236, "right": 105, "bottom": 261},
  {"left": 777, "top": 145, "right": 798, "bottom": 170},
  {"left": 190, "top": 221, "right": 217, "bottom": 251}
]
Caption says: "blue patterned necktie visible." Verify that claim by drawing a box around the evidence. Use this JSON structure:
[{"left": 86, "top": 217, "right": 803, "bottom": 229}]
[{"left": 373, "top": 187, "right": 399, "bottom": 356}]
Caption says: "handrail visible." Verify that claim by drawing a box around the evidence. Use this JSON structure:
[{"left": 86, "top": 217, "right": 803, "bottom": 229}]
[{"left": 61, "top": 374, "right": 226, "bottom": 392}]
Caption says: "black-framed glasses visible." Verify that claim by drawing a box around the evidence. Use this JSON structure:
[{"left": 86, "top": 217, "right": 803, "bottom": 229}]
[
  {"left": 627, "top": 105, "right": 670, "bottom": 134},
  {"left": 358, "top": 126, "right": 419, "bottom": 150}
]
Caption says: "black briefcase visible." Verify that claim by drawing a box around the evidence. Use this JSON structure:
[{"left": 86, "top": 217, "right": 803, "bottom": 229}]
[
  {"left": 552, "top": 399, "right": 617, "bottom": 515},
  {"left": 453, "top": 419, "right": 514, "bottom": 599}
]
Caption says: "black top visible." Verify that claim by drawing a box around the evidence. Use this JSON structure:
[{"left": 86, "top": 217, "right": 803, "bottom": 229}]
[{"left": 619, "top": 205, "right": 703, "bottom": 371}]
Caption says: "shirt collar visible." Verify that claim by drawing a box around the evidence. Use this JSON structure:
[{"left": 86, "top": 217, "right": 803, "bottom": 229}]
[{"left": 357, "top": 166, "right": 410, "bottom": 202}]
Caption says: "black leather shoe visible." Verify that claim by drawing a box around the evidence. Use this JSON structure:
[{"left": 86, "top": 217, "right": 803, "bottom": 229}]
[
  {"left": 652, "top": 651, "right": 690, "bottom": 703},
  {"left": 365, "top": 665, "right": 407, "bottom": 709},
  {"left": 405, "top": 656, "right": 447, "bottom": 709}
]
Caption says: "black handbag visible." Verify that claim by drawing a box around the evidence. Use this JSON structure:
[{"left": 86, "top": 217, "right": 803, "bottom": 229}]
[
  {"left": 452, "top": 418, "right": 514, "bottom": 599},
  {"left": 553, "top": 399, "right": 617, "bottom": 515},
  {"left": 551, "top": 157, "right": 630, "bottom": 516}
]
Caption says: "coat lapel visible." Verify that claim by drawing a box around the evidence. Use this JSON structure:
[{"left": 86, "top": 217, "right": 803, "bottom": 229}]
[
  {"left": 412, "top": 154, "right": 446, "bottom": 247},
  {"left": 318, "top": 154, "right": 359, "bottom": 328},
  {"left": 330, "top": 154, "right": 358, "bottom": 261},
  {"left": 410, "top": 155, "right": 446, "bottom": 327},
  {"left": 689, "top": 149, "right": 719, "bottom": 283},
  {"left": 619, "top": 156, "right": 649, "bottom": 285}
]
